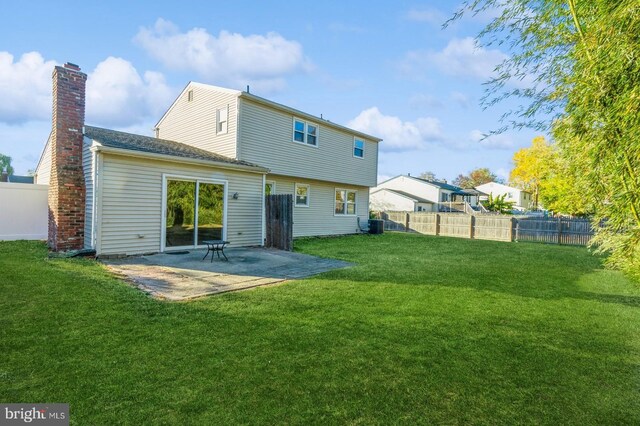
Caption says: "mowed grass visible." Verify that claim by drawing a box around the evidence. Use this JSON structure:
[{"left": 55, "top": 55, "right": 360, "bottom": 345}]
[{"left": 1, "top": 234, "right": 639, "bottom": 425}]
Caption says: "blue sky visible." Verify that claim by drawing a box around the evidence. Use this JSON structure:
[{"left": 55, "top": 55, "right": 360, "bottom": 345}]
[{"left": 0, "top": 0, "right": 539, "bottom": 181}]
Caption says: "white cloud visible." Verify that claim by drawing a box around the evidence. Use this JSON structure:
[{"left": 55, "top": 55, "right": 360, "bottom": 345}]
[
  {"left": 496, "top": 167, "right": 510, "bottom": 180},
  {"left": 469, "top": 129, "right": 514, "bottom": 150},
  {"left": 405, "top": 8, "right": 447, "bottom": 26},
  {"left": 401, "top": 37, "right": 508, "bottom": 81},
  {"left": 348, "top": 107, "right": 443, "bottom": 152},
  {"left": 0, "top": 51, "right": 57, "bottom": 124},
  {"left": 450, "top": 91, "right": 471, "bottom": 108},
  {"left": 86, "top": 57, "right": 175, "bottom": 127},
  {"left": 134, "top": 18, "right": 312, "bottom": 93},
  {"left": 409, "top": 94, "right": 443, "bottom": 109},
  {"left": 0, "top": 52, "right": 175, "bottom": 128}
]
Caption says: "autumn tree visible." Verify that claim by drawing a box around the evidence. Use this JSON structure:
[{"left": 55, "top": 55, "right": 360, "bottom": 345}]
[
  {"left": 509, "top": 136, "right": 553, "bottom": 208},
  {"left": 453, "top": 168, "right": 499, "bottom": 188}
]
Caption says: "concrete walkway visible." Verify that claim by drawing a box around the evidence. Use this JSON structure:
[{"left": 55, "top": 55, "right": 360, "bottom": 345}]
[{"left": 103, "top": 247, "right": 351, "bottom": 300}]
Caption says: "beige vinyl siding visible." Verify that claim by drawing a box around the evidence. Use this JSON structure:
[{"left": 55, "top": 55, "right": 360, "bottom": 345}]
[
  {"left": 269, "top": 175, "right": 368, "bottom": 237},
  {"left": 82, "top": 139, "right": 94, "bottom": 249},
  {"left": 98, "top": 153, "right": 264, "bottom": 256},
  {"left": 156, "top": 85, "right": 239, "bottom": 159},
  {"left": 240, "top": 99, "right": 378, "bottom": 187},
  {"left": 35, "top": 135, "right": 52, "bottom": 185}
]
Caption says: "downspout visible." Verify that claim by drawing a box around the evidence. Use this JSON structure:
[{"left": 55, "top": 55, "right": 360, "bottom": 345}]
[{"left": 261, "top": 173, "right": 266, "bottom": 246}]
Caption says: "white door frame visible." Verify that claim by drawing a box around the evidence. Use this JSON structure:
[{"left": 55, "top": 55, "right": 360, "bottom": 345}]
[{"left": 161, "top": 174, "right": 228, "bottom": 252}]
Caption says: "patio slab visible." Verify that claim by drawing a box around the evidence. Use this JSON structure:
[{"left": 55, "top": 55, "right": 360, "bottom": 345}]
[{"left": 102, "top": 247, "right": 351, "bottom": 300}]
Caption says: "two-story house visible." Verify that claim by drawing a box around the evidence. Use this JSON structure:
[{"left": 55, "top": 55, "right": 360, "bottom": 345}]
[
  {"left": 154, "top": 82, "right": 380, "bottom": 239},
  {"left": 35, "top": 63, "right": 381, "bottom": 256}
]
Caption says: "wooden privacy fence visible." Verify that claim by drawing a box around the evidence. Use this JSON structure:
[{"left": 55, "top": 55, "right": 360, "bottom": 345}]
[
  {"left": 377, "top": 211, "right": 594, "bottom": 246},
  {"left": 265, "top": 194, "right": 293, "bottom": 251}
]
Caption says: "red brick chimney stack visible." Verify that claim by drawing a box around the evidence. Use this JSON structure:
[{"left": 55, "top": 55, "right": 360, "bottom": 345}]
[{"left": 48, "top": 62, "right": 87, "bottom": 251}]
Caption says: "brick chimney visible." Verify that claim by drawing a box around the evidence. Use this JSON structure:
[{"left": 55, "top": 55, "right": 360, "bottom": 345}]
[{"left": 48, "top": 62, "right": 87, "bottom": 251}]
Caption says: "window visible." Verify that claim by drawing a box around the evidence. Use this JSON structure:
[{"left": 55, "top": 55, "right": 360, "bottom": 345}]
[
  {"left": 293, "top": 118, "right": 318, "bottom": 146},
  {"left": 265, "top": 181, "right": 275, "bottom": 195},
  {"left": 187, "top": 90, "right": 194, "bottom": 102},
  {"left": 441, "top": 192, "right": 449, "bottom": 202},
  {"left": 217, "top": 106, "right": 228, "bottom": 134},
  {"left": 335, "top": 189, "right": 356, "bottom": 215},
  {"left": 295, "top": 183, "right": 309, "bottom": 207},
  {"left": 353, "top": 138, "right": 364, "bottom": 158}
]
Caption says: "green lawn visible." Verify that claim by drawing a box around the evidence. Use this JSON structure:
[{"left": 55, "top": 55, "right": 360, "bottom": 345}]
[{"left": 1, "top": 234, "right": 639, "bottom": 425}]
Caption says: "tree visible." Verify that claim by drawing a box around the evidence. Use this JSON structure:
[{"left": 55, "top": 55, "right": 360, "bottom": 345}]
[
  {"left": 455, "top": 1, "right": 640, "bottom": 279},
  {"left": 453, "top": 168, "right": 499, "bottom": 188},
  {"left": 509, "top": 136, "right": 553, "bottom": 208},
  {"left": 418, "top": 171, "right": 437, "bottom": 181},
  {"left": 0, "top": 153, "right": 14, "bottom": 175},
  {"left": 482, "top": 193, "right": 515, "bottom": 214}
]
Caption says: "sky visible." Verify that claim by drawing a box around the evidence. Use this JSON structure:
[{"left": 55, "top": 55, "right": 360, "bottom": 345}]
[{"left": 0, "top": 0, "right": 540, "bottom": 182}]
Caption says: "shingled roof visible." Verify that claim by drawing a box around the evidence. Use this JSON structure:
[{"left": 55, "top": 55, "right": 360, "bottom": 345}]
[{"left": 84, "top": 126, "right": 267, "bottom": 171}]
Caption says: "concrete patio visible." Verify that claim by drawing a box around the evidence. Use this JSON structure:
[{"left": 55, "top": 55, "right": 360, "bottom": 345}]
[{"left": 102, "top": 247, "right": 351, "bottom": 300}]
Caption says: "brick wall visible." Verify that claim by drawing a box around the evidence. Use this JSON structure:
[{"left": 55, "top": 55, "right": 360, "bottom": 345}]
[{"left": 48, "top": 63, "right": 87, "bottom": 251}]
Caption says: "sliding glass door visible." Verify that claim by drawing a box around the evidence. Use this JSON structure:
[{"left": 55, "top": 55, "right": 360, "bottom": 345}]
[
  {"left": 197, "top": 183, "right": 225, "bottom": 245},
  {"left": 165, "top": 178, "right": 225, "bottom": 249}
]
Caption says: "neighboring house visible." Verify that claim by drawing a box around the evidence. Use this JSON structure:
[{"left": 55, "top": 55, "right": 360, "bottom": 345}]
[
  {"left": 35, "top": 63, "right": 382, "bottom": 256},
  {"left": 1, "top": 171, "right": 34, "bottom": 183},
  {"left": 475, "top": 182, "right": 534, "bottom": 211},
  {"left": 371, "top": 175, "right": 482, "bottom": 212}
]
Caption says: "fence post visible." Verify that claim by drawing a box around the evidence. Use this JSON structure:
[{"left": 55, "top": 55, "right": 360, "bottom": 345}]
[
  {"left": 557, "top": 217, "right": 562, "bottom": 245},
  {"left": 509, "top": 217, "right": 516, "bottom": 242},
  {"left": 469, "top": 215, "right": 475, "bottom": 239},
  {"left": 435, "top": 213, "right": 441, "bottom": 236},
  {"left": 405, "top": 212, "right": 410, "bottom": 232}
]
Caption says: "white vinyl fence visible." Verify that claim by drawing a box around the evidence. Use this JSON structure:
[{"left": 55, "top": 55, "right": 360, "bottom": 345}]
[{"left": 0, "top": 183, "right": 48, "bottom": 241}]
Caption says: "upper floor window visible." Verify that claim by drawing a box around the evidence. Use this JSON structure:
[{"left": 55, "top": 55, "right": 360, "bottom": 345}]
[
  {"left": 217, "top": 106, "right": 228, "bottom": 135},
  {"left": 353, "top": 138, "right": 364, "bottom": 158},
  {"left": 293, "top": 118, "right": 318, "bottom": 146},
  {"left": 295, "top": 183, "right": 310, "bottom": 207},
  {"left": 441, "top": 193, "right": 449, "bottom": 202},
  {"left": 187, "top": 90, "right": 194, "bottom": 102},
  {"left": 335, "top": 189, "right": 357, "bottom": 215}
]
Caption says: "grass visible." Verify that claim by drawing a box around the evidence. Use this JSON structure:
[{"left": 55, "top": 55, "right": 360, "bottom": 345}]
[{"left": 1, "top": 233, "right": 639, "bottom": 425}]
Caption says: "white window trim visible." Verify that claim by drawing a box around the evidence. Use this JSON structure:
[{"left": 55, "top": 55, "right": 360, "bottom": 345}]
[
  {"left": 217, "top": 105, "right": 229, "bottom": 135},
  {"left": 292, "top": 117, "right": 319, "bottom": 148},
  {"left": 353, "top": 137, "right": 365, "bottom": 159},
  {"left": 265, "top": 180, "right": 276, "bottom": 195},
  {"left": 334, "top": 188, "right": 357, "bottom": 216},
  {"left": 294, "top": 183, "right": 310, "bottom": 207}
]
